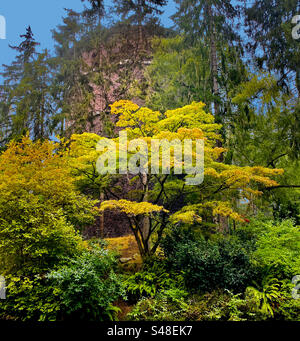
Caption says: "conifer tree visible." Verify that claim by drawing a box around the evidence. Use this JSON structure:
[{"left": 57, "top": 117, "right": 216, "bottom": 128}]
[
  {"left": 9, "top": 26, "right": 39, "bottom": 65},
  {"left": 113, "top": 0, "right": 167, "bottom": 44},
  {"left": 172, "top": 0, "right": 240, "bottom": 120},
  {"left": 0, "top": 26, "right": 54, "bottom": 144},
  {"left": 81, "top": 0, "right": 105, "bottom": 25},
  {"left": 51, "top": 9, "right": 95, "bottom": 136},
  {"left": 243, "top": 0, "right": 300, "bottom": 96}
]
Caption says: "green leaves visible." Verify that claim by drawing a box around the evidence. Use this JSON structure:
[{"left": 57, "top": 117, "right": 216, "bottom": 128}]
[
  {"left": 246, "top": 277, "right": 283, "bottom": 318},
  {"left": 124, "top": 259, "right": 185, "bottom": 301},
  {"left": 47, "top": 246, "right": 126, "bottom": 321},
  {"left": 0, "top": 137, "right": 98, "bottom": 276},
  {"left": 0, "top": 275, "right": 62, "bottom": 321}
]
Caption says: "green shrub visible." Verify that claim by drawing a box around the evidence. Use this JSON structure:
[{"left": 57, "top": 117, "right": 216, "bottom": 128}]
[
  {"left": 0, "top": 245, "right": 126, "bottom": 321},
  {"left": 124, "top": 258, "right": 185, "bottom": 301},
  {"left": 162, "top": 227, "right": 255, "bottom": 293},
  {"left": 249, "top": 219, "right": 299, "bottom": 279},
  {"left": 246, "top": 276, "right": 283, "bottom": 318},
  {"left": 47, "top": 246, "right": 126, "bottom": 321},
  {"left": 243, "top": 276, "right": 300, "bottom": 321},
  {"left": 0, "top": 196, "right": 84, "bottom": 276},
  {"left": 128, "top": 289, "right": 267, "bottom": 321},
  {"left": 235, "top": 218, "right": 300, "bottom": 320},
  {"left": 275, "top": 279, "right": 300, "bottom": 321},
  {"left": 0, "top": 275, "right": 62, "bottom": 321},
  {"left": 128, "top": 288, "right": 189, "bottom": 321},
  {"left": 182, "top": 290, "right": 270, "bottom": 321}
]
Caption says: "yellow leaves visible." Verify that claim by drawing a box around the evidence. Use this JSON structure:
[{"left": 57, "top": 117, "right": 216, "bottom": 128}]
[
  {"left": 110, "top": 100, "right": 160, "bottom": 137},
  {"left": 250, "top": 166, "right": 284, "bottom": 177},
  {"left": 164, "top": 101, "right": 207, "bottom": 120},
  {"left": 178, "top": 128, "right": 204, "bottom": 139},
  {"left": 204, "top": 168, "right": 220, "bottom": 178},
  {"left": 100, "top": 200, "right": 168, "bottom": 217},
  {"left": 250, "top": 175, "right": 279, "bottom": 188},
  {"left": 158, "top": 102, "right": 215, "bottom": 132},
  {"left": 204, "top": 201, "right": 244, "bottom": 222},
  {"left": 68, "top": 133, "right": 103, "bottom": 170},
  {"left": 111, "top": 101, "right": 220, "bottom": 144},
  {"left": 154, "top": 128, "right": 205, "bottom": 141},
  {"left": 172, "top": 201, "right": 245, "bottom": 224},
  {"left": 170, "top": 211, "right": 202, "bottom": 224},
  {"left": 107, "top": 99, "right": 283, "bottom": 193},
  {"left": 62, "top": 99, "right": 285, "bottom": 233},
  {"left": 215, "top": 165, "right": 283, "bottom": 189},
  {"left": 70, "top": 133, "right": 102, "bottom": 147},
  {"left": 0, "top": 136, "right": 73, "bottom": 200},
  {"left": 205, "top": 146, "right": 227, "bottom": 161},
  {"left": 110, "top": 100, "right": 139, "bottom": 115}
]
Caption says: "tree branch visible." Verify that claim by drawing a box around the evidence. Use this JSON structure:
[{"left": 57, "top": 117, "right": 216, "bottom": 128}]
[{"left": 264, "top": 185, "right": 300, "bottom": 191}]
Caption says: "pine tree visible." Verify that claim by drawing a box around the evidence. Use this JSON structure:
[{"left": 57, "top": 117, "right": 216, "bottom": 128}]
[
  {"left": 51, "top": 9, "right": 95, "bottom": 136},
  {"left": 0, "top": 27, "right": 54, "bottom": 144},
  {"left": 172, "top": 0, "right": 240, "bottom": 119},
  {"left": 81, "top": 0, "right": 105, "bottom": 25},
  {"left": 9, "top": 26, "right": 40, "bottom": 64},
  {"left": 113, "top": 0, "right": 167, "bottom": 45},
  {"left": 1, "top": 26, "right": 39, "bottom": 93},
  {"left": 243, "top": 0, "right": 300, "bottom": 96}
]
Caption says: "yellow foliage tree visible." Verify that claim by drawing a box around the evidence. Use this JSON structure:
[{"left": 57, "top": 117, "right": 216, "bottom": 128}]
[
  {"left": 70, "top": 100, "right": 283, "bottom": 259},
  {"left": 0, "top": 136, "right": 98, "bottom": 274}
]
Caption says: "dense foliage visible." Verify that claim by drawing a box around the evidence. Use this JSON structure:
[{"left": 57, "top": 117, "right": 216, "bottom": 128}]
[
  {"left": 0, "top": 0, "right": 299, "bottom": 322},
  {"left": 162, "top": 228, "right": 255, "bottom": 293},
  {"left": 0, "top": 245, "right": 126, "bottom": 321}
]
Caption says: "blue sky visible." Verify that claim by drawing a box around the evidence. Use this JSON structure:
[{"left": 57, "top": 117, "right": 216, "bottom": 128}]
[{"left": 0, "top": 0, "right": 176, "bottom": 77}]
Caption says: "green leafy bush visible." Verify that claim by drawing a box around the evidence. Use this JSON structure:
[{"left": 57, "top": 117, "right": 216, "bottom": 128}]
[
  {"left": 0, "top": 137, "right": 97, "bottom": 276},
  {"left": 0, "top": 196, "right": 84, "bottom": 276},
  {"left": 0, "top": 275, "right": 62, "bottom": 321},
  {"left": 0, "top": 245, "right": 126, "bottom": 321},
  {"left": 235, "top": 218, "right": 300, "bottom": 320},
  {"left": 246, "top": 276, "right": 283, "bottom": 318},
  {"left": 124, "top": 258, "right": 185, "bottom": 301},
  {"left": 128, "top": 288, "right": 189, "bottom": 321},
  {"left": 162, "top": 227, "right": 255, "bottom": 293},
  {"left": 243, "top": 277, "right": 300, "bottom": 321},
  {"left": 47, "top": 245, "right": 126, "bottom": 321},
  {"left": 246, "top": 219, "right": 300, "bottom": 279},
  {"left": 183, "top": 290, "right": 273, "bottom": 321},
  {"left": 129, "top": 289, "right": 266, "bottom": 321},
  {"left": 275, "top": 280, "right": 300, "bottom": 321}
]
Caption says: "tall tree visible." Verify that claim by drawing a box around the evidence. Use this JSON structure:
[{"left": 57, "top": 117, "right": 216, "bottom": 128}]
[
  {"left": 143, "top": 36, "right": 247, "bottom": 118},
  {"left": 113, "top": 0, "right": 167, "bottom": 45},
  {"left": 0, "top": 27, "right": 54, "bottom": 144},
  {"left": 230, "top": 72, "right": 300, "bottom": 222},
  {"left": 172, "top": 0, "right": 240, "bottom": 120},
  {"left": 1, "top": 26, "right": 39, "bottom": 97},
  {"left": 51, "top": 9, "right": 95, "bottom": 136},
  {"left": 243, "top": 0, "right": 300, "bottom": 96},
  {"left": 71, "top": 100, "right": 283, "bottom": 259},
  {"left": 81, "top": 0, "right": 105, "bottom": 25},
  {"left": 9, "top": 26, "right": 40, "bottom": 65}
]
